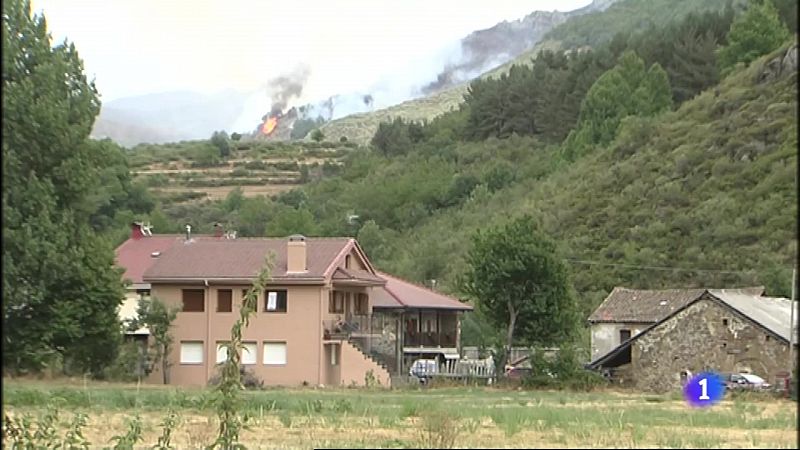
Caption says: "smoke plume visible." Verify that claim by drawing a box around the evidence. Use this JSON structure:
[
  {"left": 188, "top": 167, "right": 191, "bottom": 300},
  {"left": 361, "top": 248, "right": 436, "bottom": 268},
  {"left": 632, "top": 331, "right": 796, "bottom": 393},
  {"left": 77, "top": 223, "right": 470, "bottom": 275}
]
[{"left": 268, "top": 65, "right": 311, "bottom": 115}]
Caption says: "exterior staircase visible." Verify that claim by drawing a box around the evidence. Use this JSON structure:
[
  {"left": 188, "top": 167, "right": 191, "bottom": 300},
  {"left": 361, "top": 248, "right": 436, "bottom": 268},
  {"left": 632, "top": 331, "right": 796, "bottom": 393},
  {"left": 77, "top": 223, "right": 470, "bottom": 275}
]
[{"left": 348, "top": 336, "right": 397, "bottom": 375}]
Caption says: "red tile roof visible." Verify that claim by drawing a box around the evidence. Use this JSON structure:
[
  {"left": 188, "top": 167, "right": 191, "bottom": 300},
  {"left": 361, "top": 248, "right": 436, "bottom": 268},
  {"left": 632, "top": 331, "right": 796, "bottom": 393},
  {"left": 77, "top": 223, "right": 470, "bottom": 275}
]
[
  {"left": 142, "top": 238, "right": 354, "bottom": 282},
  {"left": 375, "top": 272, "right": 473, "bottom": 311},
  {"left": 332, "top": 267, "right": 387, "bottom": 285},
  {"left": 115, "top": 235, "right": 214, "bottom": 284}
]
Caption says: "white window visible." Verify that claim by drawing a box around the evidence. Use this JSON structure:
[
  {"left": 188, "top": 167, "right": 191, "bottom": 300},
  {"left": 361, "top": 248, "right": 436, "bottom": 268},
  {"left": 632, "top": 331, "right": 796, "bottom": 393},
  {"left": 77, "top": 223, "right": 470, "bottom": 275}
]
[
  {"left": 331, "top": 346, "right": 338, "bottom": 366},
  {"left": 263, "top": 342, "right": 287, "bottom": 365},
  {"left": 267, "top": 291, "right": 277, "bottom": 311},
  {"left": 216, "top": 342, "right": 229, "bottom": 364},
  {"left": 242, "top": 342, "right": 257, "bottom": 365},
  {"left": 180, "top": 341, "right": 203, "bottom": 364}
]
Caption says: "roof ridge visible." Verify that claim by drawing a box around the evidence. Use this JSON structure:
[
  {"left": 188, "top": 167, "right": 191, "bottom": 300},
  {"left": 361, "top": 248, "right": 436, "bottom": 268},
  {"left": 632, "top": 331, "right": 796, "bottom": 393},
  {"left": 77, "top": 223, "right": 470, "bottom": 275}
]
[{"left": 377, "top": 271, "right": 461, "bottom": 302}]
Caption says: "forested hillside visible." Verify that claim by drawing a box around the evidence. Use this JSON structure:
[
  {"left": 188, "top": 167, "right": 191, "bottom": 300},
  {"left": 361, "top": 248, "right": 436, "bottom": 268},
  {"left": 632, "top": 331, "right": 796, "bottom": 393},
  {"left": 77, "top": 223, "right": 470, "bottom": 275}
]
[{"left": 133, "top": 2, "right": 797, "bottom": 349}]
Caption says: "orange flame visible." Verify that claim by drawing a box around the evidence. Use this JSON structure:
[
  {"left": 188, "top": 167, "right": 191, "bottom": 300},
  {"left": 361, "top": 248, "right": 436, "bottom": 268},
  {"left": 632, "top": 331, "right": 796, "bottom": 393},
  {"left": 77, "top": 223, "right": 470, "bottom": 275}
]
[{"left": 262, "top": 117, "right": 278, "bottom": 135}]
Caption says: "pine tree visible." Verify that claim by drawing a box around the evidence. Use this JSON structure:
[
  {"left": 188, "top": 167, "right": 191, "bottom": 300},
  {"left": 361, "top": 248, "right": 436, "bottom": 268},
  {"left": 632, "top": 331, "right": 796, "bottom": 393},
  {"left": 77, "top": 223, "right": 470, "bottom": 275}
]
[{"left": 717, "top": 0, "right": 791, "bottom": 73}]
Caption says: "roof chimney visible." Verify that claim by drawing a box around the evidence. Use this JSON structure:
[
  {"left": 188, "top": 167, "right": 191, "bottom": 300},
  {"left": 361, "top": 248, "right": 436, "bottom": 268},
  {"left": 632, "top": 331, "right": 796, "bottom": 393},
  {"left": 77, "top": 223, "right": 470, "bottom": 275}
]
[
  {"left": 287, "top": 234, "right": 307, "bottom": 273},
  {"left": 131, "top": 222, "right": 145, "bottom": 240},
  {"left": 185, "top": 224, "right": 192, "bottom": 242},
  {"left": 214, "top": 222, "right": 224, "bottom": 238}
]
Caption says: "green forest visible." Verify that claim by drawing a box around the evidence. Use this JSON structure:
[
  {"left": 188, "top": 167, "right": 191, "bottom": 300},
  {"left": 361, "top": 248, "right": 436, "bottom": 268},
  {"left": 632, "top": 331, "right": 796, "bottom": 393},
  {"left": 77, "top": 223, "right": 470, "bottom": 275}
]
[{"left": 3, "top": 0, "right": 797, "bottom": 376}]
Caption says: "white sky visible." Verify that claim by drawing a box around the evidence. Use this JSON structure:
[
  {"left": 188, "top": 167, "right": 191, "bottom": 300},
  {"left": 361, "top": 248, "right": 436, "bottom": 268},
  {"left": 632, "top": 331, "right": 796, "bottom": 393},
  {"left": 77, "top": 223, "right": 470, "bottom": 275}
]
[{"left": 31, "top": 0, "right": 592, "bottom": 103}]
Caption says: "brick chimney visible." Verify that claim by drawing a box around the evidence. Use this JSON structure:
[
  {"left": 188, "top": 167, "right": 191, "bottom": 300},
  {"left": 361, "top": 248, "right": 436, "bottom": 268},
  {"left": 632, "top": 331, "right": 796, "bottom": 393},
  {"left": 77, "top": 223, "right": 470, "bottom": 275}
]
[
  {"left": 287, "top": 234, "right": 307, "bottom": 273},
  {"left": 130, "top": 222, "right": 145, "bottom": 240},
  {"left": 214, "top": 222, "right": 224, "bottom": 238}
]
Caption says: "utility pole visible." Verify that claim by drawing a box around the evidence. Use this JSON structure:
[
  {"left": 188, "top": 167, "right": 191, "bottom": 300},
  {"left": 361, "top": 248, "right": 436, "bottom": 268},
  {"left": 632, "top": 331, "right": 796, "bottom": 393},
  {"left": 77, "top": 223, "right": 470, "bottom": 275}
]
[{"left": 790, "top": 267, "right": 796, "bottom": 376}]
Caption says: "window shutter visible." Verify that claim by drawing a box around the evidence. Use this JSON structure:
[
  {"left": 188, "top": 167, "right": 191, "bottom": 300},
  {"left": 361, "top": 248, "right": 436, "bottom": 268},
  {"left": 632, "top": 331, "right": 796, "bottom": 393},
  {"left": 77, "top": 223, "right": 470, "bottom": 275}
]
[
  {"left": 242, "top": 342, "right": 258, "bottom": 365},
  {"left": 216, "top": 343, "right": 229, "bottom": 363},
  {"left": 180, "top": 342, "right": 203, "bottom": 364},
  {"left": 263, "top": 342, "right": 287, "bottom": 365}
]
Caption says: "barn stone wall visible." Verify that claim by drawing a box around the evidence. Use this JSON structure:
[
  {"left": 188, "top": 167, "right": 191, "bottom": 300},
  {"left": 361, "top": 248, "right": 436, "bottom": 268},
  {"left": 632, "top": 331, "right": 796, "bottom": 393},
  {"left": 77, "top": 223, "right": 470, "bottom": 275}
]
[{"left": 631, "top": 296, "right": 792, "bottom": 393}]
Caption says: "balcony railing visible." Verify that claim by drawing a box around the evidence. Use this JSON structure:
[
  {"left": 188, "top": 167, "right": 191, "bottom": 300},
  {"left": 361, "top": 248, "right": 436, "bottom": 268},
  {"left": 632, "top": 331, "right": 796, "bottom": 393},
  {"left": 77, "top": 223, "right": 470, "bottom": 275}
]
[
  {"left": 403, "top": 331, "right": 457, "bottom": 348},
  {"left": 323, "top": 316, "right": 372, "bottom": 340}
]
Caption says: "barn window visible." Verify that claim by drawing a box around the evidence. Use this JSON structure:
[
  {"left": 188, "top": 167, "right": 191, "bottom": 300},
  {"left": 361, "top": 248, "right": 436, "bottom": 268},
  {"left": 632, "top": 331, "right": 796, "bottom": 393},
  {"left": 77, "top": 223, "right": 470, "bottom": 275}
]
[
  {"left": 722, "top": 319, "right": 728, "bottom": 326},
  {"left": 619, "top": 329, "right": 631, "bottom": 342},
  {"left": 765, "top": 335, "right": 770, "bottom": 342}
]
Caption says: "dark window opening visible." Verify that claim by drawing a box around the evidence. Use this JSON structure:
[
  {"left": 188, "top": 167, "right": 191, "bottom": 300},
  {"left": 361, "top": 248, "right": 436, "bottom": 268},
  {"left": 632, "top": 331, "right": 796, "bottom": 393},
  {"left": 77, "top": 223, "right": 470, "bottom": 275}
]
[
  {"left": 182, "top": 289, "right": 205, "bottom": 312},
  {"left": 765, "top": 335, "right": 770, "bottom": 342},
  {"left": 619, "top": 329, "right": 631, "bottom": 342},
  {"left": 329, "top": 291, "right": 344, "bottom": 313},
  {"left": 723, "top": 319, "right": 728, "bottom": 326},
  {"left": 354, "top": 293, "right": 368, "bottom": 315},
  {"left": 265, "top": 290, "right": 288, "bottom": 313},
  {"left": 345, "top": 255, "right": 351, "bottom": 269},
  {"left": 217, "top": 289, "right": 232, "bottom": 312}
]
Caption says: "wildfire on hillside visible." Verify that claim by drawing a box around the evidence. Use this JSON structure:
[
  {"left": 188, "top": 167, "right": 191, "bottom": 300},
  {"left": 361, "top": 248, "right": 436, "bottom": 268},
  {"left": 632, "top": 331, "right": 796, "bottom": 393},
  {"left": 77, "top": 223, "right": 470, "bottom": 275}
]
[{"left": 261, "top": 115, "right": 279, "bottom": 135}]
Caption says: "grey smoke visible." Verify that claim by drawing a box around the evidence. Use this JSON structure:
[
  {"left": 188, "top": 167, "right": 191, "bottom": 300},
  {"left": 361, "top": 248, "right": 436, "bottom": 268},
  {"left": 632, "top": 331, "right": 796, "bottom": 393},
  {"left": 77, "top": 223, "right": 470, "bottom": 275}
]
[
  {"left": 420, "top": 0, "right": 616, "bottom": 95},
  {"left": 268, "top": 65, "right": 311, "bottom": 115}
]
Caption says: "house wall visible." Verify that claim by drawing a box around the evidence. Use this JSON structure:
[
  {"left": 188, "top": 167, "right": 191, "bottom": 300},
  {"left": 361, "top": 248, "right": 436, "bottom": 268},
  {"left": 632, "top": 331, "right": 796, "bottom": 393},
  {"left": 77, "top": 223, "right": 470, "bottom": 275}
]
[
  {"left": 631, "top": 297, "right": 792, "bottom": 393},
  {"left": 321, "top": 343, "right": 341, "bottom": 386},
  {"left": 590, "top": 323, "right": 648, "bottom": 360},
  {"left": 148, "top": 283, "right": 324, "bottom": 387},
  {"left": 339, "top": 341, "right": 391, "bottom": 387}
]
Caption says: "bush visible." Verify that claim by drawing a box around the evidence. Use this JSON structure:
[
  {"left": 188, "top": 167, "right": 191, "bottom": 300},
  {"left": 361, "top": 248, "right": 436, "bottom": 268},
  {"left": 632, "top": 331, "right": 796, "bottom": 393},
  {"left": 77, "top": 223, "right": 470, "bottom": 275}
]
[
  {"left": 103, "top": 340, "right": 145, "bottom": 382},
  {"left": 521, "top": 345, "right": 607, "bottom": 391},
  {"left": 207, "top": 365, "right": 264, "bottom": 390},
  {"left": 243, "top": 160, "right": 267, "bottom": 171}
]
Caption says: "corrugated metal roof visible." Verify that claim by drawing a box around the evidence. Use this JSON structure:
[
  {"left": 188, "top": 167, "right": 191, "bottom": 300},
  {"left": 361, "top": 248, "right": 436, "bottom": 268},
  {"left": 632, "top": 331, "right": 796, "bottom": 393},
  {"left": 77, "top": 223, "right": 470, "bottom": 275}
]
[{"left": 709, "top": 290, "right": 796, "bottom": 342}]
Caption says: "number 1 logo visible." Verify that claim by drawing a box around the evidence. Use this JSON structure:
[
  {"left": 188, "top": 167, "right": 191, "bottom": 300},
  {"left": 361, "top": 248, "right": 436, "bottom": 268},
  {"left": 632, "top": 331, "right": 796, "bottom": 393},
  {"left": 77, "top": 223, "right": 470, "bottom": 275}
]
[
  {"left": 698, "top": 378, "right": 710, "bottom": 400},
  {"left": 684, "top": 372, "right": 725, "bottom": 407}
]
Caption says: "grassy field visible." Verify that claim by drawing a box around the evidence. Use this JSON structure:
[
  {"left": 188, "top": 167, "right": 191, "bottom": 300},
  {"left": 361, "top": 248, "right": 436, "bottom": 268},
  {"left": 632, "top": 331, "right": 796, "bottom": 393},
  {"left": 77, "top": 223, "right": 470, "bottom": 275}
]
[{"left": 3, "top": 379, "right": 797, "bottom": 449}]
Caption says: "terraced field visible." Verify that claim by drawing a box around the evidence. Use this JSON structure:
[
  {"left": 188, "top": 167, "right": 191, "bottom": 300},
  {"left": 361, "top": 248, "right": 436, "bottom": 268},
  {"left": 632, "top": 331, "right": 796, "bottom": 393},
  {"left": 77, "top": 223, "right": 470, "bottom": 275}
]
[{"left": 130, "top": 140, "right": 356, "bottom": 205}]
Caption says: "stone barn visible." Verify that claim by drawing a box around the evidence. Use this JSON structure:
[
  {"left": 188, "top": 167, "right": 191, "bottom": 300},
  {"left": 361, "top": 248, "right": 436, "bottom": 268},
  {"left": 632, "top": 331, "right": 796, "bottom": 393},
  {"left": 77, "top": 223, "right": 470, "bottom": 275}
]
[{"left": 588, "top": 288, "right": 797, "bottom": 393}]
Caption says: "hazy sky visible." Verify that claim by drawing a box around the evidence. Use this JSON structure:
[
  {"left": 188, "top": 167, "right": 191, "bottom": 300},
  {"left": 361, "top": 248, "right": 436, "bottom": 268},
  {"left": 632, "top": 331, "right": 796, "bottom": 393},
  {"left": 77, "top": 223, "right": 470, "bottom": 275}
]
[{"left": 32, "top": 0, "right": 592, "bottom": 104}]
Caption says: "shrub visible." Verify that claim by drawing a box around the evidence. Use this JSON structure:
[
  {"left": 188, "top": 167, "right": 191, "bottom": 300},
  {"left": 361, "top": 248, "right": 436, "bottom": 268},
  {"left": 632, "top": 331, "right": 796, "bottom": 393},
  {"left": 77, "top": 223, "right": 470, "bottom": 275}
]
[
  {"left": 207, "top": 365, "right": 264, "bottom": 390},
  {"left": 417, "top": 408, "right": 460, "bottom": 449}
]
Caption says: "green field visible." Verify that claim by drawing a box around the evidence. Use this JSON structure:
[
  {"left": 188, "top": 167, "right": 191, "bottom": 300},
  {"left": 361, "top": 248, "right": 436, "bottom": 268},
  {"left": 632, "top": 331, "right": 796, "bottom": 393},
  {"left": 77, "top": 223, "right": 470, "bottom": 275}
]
[{"left": 3, "top": 380, "right": 797, "bottom": 449}]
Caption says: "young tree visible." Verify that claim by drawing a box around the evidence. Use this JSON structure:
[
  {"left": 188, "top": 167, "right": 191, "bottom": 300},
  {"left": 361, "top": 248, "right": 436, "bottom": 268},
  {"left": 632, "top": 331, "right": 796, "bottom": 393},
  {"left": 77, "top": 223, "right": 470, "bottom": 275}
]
[
  {"left": 210, "top": 130, "right": 231, "bottom": 158},
  {"left": 717, "top": 0, "right": 790, "bottom": 73},
  {"left": 127, "top": 296, "right": 178, "bottom": 384},
  {"left": 310, "top": 128, "right": 325, "bottom": 143},
  {"left": 462, "top": 216, "right": 579, "bottom": 370}
]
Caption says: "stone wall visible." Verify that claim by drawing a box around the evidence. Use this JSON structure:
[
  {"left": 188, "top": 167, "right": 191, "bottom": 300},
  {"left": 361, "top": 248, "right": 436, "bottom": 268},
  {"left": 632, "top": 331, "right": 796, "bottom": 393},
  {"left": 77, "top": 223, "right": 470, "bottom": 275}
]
[
  {"left": 590, "top": 322, "right": 648, "bottom": 360},
  {"left": 631, "top": 295, "right": 792, "bottom": 393}
]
